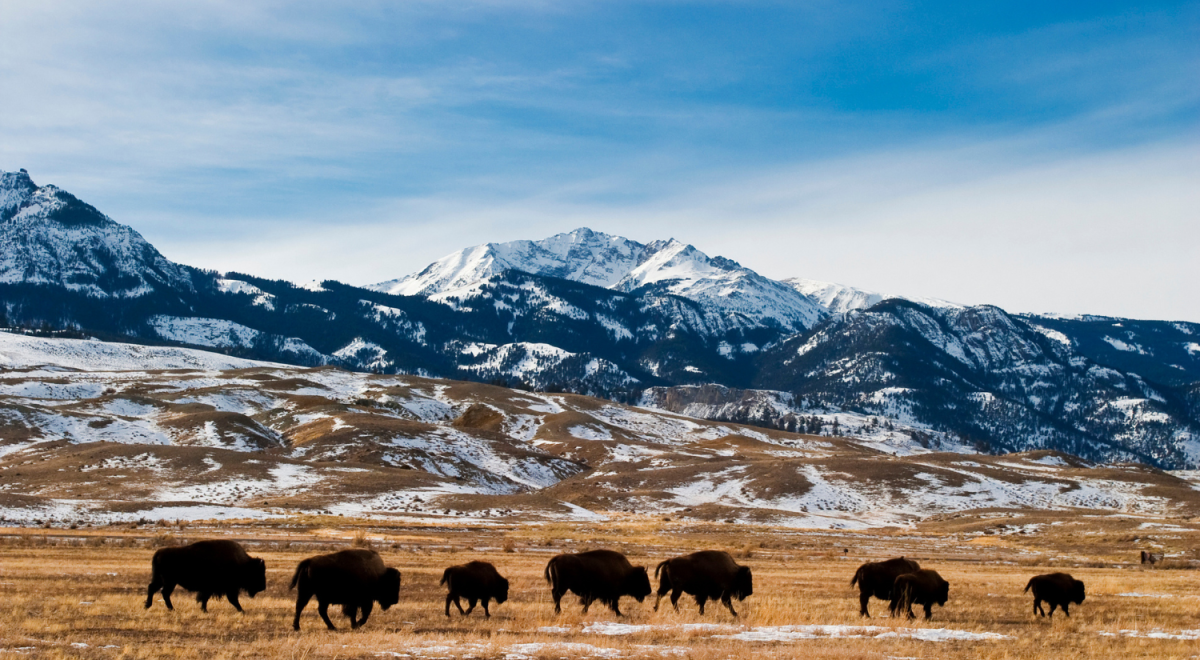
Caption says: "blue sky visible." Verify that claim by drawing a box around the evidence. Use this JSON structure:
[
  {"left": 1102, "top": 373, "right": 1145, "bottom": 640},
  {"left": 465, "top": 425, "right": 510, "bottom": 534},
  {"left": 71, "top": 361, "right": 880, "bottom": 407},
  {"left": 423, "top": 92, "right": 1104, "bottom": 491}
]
[{"left": 2, "top": 1, "right": 1197, "bottom": 319}]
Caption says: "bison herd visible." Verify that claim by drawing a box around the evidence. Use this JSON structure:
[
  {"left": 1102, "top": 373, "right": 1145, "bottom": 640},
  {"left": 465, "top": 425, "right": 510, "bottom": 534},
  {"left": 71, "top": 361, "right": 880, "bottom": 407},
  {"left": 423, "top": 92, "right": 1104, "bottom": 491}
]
[
  {"left": 145, "top": 541, "right": 1087, "bottom": 630},
  {"left": 852, "top": 556, "right": 1084, "bottom": 621}
]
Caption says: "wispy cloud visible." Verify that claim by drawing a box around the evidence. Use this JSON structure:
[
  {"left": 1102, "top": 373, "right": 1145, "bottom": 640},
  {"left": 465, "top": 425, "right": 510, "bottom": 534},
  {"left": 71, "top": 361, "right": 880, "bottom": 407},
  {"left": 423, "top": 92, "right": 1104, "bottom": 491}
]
[{"left": 2, "top": 1, "right": 1196, "bottom": 320}]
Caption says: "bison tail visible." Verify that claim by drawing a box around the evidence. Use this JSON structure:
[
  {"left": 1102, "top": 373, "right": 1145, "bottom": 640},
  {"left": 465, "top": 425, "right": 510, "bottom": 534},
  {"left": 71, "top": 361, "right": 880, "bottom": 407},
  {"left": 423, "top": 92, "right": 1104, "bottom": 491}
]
[
  {"left": 289, "top": 559, "right": 310, "bottom": 591},
  {"left": 850, "top": 566, "right": 862, "bottom": 587},
  {"left": 544, "top": 558, "right": 557, "bottom": 587},
  {"left": 440, "top": 567, "right": 452, "bottom": 587},
  {"left": 654, "top": 560, "right": 669, "bottom": 580},
  {"left": 1023, "top": 578, "right": 1034, "bottom": 594}
]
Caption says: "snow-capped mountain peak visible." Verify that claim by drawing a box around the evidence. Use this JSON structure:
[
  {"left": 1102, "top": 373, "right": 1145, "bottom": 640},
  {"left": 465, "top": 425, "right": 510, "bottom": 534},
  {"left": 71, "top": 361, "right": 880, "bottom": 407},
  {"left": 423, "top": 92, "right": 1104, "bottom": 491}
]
[
  {"left": 371, "top": 228, "right": 827, "bottom": 331},
  {"left": 373, "top": 227, "right": 647, "bottom": 298},
  {"left": 784, "top": 277, "right": 963, "bottom": 315},
  {"left": 0, "top": 169, "right": 194, "bottom": 298},
  {"left": 0, "top": 169, "right": 37, "bottom": 221}
]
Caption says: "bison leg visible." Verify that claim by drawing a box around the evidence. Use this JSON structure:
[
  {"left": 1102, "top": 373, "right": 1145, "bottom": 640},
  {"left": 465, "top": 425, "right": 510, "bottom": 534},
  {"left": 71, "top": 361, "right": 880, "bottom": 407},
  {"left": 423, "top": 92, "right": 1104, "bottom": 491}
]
[
  {"left": 445, "top": 594, "right": 455, "bottom": 617},
  {"left": 293, "top": 589, "right": 313, "bottom": 631},
  {"left": 923, "top": 603, "right": 933, "bottom": 620},
  {"left": 552, "top": 589, "right": 564, "bottom": 615},
  {"left": 354, "top": 601, "right": 373, "bottom": 629},
  {"left": 317, "top": 599, "right": 337, "bottom": 631},
  {"left": 160, "top": 584, "right": 177, "bottom": 611},
  {"left": 145, "top": 578, "right": 161, "bottom": 609},
  {"left": 859, "top": 592, "right": 871, "bottom": 617},
  {"left": 670, "top": 590, "right": 682, "bottom": 612},
  {"left": 653, "top": 591, "right": 664, "bottom": 612},
  {"left": 581, "top": 595, "right": 593, "bottom": 614},
  {"left": 342, "top": 604, "right": 358, "bottom": 627},
  {"left": 227, "top": 592, "right": 244, "bottom": 613},
  {"left": 197, "top": 593, "right": 210, "bottom": 613},
  {"left": 1048, "top": 602, "right": 1058, "bottom": 619},
  {"left": 1062, "top": 602, "right": 1070, "bottom": 617},
  {"left": 610, "top": 598, "right": 623, "bottom": 617},
  {"left": 482, "top": 599, "right": 491, "bottom": 618},
  {"left": 464, "top": 598, "right": 477, "bottom": 615},
  {"left": 695, "top": 595, "right": 706, "bottom": 615},
  {"left": 1033, "top": 598, "right": 1044, "bottom": 617},
  {"left": 722, "top": 595, "right": 738, "bottom": 617}
]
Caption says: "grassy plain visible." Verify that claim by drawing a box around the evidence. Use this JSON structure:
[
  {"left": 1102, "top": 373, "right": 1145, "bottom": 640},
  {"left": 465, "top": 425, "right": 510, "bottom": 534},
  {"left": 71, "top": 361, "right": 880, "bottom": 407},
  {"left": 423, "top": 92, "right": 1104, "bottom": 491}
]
[{"left": 0, "top": 511, "right": 1198, "bottom": 659}]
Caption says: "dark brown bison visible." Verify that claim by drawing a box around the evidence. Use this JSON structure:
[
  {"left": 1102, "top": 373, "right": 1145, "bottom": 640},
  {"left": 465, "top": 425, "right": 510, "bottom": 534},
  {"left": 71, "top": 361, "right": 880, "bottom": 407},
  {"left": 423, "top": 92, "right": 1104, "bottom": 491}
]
[
  {"left": 144, "top": 539, "right": 266, "bottom": 613},
  {"left": 653, "top": 550, "right": 753, "bottom": 616},
  {"left": 889, "top": 569, "right": 950, "bottom": 620},
  {"left": 1025, "top": 572, "right": 1085, "bottom": 618},
  {"left": 290, "top": 549, "right": 401, "bottom": 630},
  {"left": 544, "top": 549, "right": 651, "bottom": 616},
  {"left": 441, "top": 560, "right": 509, "bottom": 618},
  {"left": 849, "top": 556, "right": 920, "bottom": 616}
]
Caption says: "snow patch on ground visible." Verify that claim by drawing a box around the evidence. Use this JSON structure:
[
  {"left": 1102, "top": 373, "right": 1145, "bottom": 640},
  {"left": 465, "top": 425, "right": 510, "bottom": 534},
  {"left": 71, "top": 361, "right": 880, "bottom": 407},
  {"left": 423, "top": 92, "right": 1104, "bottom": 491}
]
[{"left": 717, "top": 624, "right": 1009, "bottom": 642}]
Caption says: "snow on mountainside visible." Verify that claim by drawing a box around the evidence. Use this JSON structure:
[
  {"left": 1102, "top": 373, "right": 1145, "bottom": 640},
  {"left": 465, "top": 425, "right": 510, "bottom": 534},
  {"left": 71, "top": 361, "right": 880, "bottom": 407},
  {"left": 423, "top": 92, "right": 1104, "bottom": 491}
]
[
  {"left": 3, "top": 332, "right": 1199, "bottom": 527},
  {"left": 371, "top": 228, "right": 827, "bottom": 331},
  {"left": 0, "top": 170, "right": 193, "bottom": 297},
  {"left": 754, "top": 300, "right": 1200, "bottom": 468},
  {"left": 784, "top": 277, "right": 962, "bottom": 315},
  {"left": 0, "top": 331, "right": 282, "bottom": 371},
  {"left": 3, "top": 171, "right": 1200, "bottom": 471}
]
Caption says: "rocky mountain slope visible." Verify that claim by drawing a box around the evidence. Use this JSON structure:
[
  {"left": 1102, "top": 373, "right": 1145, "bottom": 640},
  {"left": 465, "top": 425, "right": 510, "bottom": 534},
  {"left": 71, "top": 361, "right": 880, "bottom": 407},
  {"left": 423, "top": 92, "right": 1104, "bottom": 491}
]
[
  {"left": 0, "top": 170, "right": 193, "bottom": 298},
  {"left": 2, "top": 170, "right": 1199, "bottom": 469},
  {"left": 3, "top": 332, "right": 1198, "bottom": 527}
]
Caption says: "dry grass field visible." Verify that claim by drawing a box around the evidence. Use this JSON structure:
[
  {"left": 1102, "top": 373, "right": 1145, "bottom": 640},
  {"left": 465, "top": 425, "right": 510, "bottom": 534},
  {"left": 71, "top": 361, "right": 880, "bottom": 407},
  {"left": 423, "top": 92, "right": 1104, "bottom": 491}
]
[{"left": 1, "top": 512, "right": 1198, "bottom": 660}]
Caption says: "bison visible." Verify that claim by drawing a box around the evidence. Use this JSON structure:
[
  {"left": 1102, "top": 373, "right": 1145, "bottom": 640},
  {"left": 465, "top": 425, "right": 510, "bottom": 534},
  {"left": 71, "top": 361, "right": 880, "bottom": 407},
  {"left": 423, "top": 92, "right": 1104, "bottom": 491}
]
[
  {"left": 441, "top": 561, "right": 509, "bottom": 618},
  {"left": 290, "top": 549, "right": 401, "bottom": 631},
  {"left": 850, "top": 556, "right": 920, "bottom": 617},
  {"left": 545, "top": 549, "right": 651, "bottom": 616},
  {"left": 653, "top": 550, "right": 753, "bottom": 616},
  {"left": 889, "top": 569, "right": 950, "bottom": 620},
  {"left": 144, "top": 539, "right": 266, "bottom": 613},
  {"left": 1025, "top": 572, "right": 1085, "bottom": 618}
]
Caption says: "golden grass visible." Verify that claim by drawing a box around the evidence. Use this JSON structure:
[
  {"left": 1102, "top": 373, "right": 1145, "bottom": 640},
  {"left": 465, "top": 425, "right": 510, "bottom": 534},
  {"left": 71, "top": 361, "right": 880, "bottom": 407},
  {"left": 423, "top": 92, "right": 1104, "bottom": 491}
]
[{"left": 1, "top": 514, "right": 1198, "bottom": 659}]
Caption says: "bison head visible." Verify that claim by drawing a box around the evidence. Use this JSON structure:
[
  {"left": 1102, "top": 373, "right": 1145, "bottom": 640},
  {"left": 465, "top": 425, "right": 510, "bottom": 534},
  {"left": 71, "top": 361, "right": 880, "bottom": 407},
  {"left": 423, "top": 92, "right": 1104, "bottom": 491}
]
[
  {"left": 243, "top": 557, "right": 267, "bottom": 597},
  {"left": 626, "top": 566, "right": 652, "bottom": 602},
  {"left": 734, "top": 565, "right": 754, "bottom": 601},
  {"left": 495, "top": 576, "right": 510, "bottom": 604},
  {"left": 1071, "top": 580, "right": 1086, "bottom": 605},
  {"left": 377, "top": 567, "right": 402, "bottom": 610},
  {"left": 936, "top": 579, "right": 950, "bottom": 607}
]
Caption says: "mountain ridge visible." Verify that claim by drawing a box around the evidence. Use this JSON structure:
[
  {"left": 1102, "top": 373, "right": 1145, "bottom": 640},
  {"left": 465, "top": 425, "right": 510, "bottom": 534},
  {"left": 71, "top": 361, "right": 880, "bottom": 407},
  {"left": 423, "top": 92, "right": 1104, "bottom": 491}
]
[
  {"left": 2, "top": 169, "right": 1199, "bottom": 469},
  {"left": 370, "top": 227, "right": 828, "bottom": 333}
]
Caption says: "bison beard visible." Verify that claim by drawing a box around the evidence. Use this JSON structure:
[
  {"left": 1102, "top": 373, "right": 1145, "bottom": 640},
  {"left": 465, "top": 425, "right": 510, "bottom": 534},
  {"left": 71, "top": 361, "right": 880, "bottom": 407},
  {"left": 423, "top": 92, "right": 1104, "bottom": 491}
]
[
  {"left": 849, "top": 556, "right": 920, "bottom": 617},
  {"left": 290, "top": 549, "right": 402, "bottom": 631},
  {"left": 1025, "top": 572, "right": 1085, "bottom": 618},
  {"left": 888, "top": 569, "right": 950, "bottom": 620},
  {"left": 441, "top": 561, "right": 509, "bottom": 618},
  {"left": 544, "top": 549, "right": 651, "bottom": 616},
  {"left": 653, "top": 550, "right": 753, "bottom": 616},
  {"left": 144, "top": 540, "right": 266, "bottom": 613}
]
